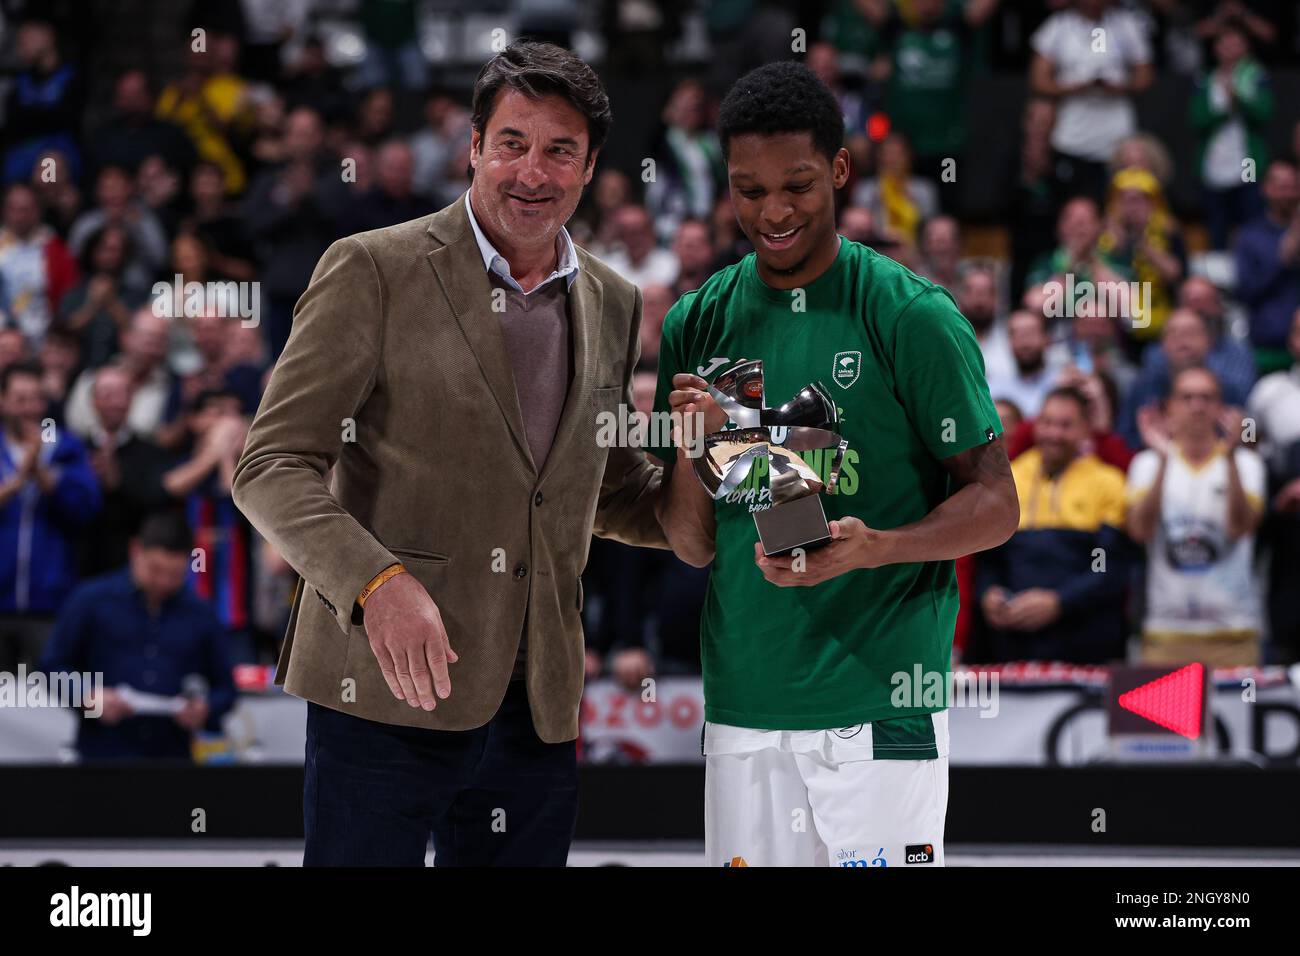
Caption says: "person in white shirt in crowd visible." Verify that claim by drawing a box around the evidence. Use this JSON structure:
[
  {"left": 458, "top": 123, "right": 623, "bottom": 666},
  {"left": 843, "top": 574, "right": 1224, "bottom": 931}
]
[
  {"left": 64, "top": 307, "right": 180, "bottom": 445},
  {"left": 915, "top": 214, "right": 962, "bottom": 291},
  {"left": 604, "top": 203, "right": 679, "bottom": 289},
  {"left": 1127, "top": 366, "right": 1266, "bottom": 666},
  {"left": 958, "top": 262, "right": 1014, "bottom": 382},
  {"left": 1247, "top": 307, "right": 1300, "bottom": 466},
  {"left": 0, "top": 183, "right": 79, "bottom": 348},
  {"left": 1029, "top": 0, "right": 1154, "bottom": 202},
  {"left": 851, "top": 132, "right": 939, "bottom": 251},
  {"left": 1247, "top": 307, "right": 1300, "bottom": 659},
  {"left": 1247, "top": 307, "right": 1300, "bottom": 661},
  {"left": 68, "top": 165, "right": 169, "bottom": 293},
  {"left": 1045, "top": 294, "right": 1137, "bottom": 397},
  {"left": 987, "top": 309, "right": 1066, "bottom": 418}
]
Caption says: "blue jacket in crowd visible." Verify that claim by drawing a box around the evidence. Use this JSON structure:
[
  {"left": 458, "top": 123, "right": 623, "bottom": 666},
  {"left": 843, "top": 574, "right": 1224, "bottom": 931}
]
[{"left": 0, "top": 429, "right": 100, "bottom": 614}]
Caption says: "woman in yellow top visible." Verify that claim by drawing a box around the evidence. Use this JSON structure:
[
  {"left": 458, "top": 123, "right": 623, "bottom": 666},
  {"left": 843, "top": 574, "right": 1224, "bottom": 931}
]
[
  {"left": 851, "top": 131, "right": 939, "bottom": 248},
  {"left": 1097, "top": 166, "right": 1187, "bottom": 355}
]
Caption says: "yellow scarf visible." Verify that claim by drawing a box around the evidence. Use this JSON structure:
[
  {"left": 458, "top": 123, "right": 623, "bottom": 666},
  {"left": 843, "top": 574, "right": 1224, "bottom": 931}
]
[
  {"left": 880, "top": 174, "right": 921, "bottom": 244},
  {"left": 1097, "top": 167, "right": 1175, "bottom": 337}
]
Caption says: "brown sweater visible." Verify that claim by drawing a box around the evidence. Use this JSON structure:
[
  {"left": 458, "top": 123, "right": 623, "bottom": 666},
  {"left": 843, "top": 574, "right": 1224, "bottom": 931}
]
[
  {"left": 490, "top": 272, "right": 574, "bottom": 678},
  {"left": 491, "top": 272, "right": 573, "bottom": 471}
]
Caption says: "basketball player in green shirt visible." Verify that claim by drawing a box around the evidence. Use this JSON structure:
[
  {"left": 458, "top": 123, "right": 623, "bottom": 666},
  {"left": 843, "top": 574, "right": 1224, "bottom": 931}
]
[{"left": 653, "top": 61, "right": 1019, "bottom": 867}]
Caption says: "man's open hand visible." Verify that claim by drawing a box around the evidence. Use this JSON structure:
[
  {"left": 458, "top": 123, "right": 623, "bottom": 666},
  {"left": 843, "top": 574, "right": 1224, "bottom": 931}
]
[{"left": 363, "top": 571, "right": 458, "bottom": 710}]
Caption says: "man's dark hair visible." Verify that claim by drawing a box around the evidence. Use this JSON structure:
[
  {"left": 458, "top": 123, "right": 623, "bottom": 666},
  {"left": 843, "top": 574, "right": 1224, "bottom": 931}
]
[
  {"left": 471, "top": 40, "right": 612, "bottom": 159},
  {"left": 78, "top": 222, "right": 136, "bottom": 275},
  {"left": 1042, "top": 385, "right": 1091, "bottom": 420},
  {"left": 676, "top": 215, "right": 711, "bottom": 236},
  {"left": 1219, "top": 16, "right": 1251, "bottom": 43},
  {"left": 188, "top": 386, "right": 240, "bottom": 415},
  {"left": 137, "top": 510, "right": 194, "bottom": 554},
  {"left": 717, "top": 61, "right": 844, "bottom": 163},
  {"left": 1, "top": 360, "right": 43, "bottom": 394},
  {"left": 43, "top": 325, "right": 80, "bottom": 352}
]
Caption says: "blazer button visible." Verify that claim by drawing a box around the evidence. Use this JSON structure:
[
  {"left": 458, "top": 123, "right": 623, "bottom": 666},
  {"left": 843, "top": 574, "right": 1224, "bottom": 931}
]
[
  {"left": 514, "top": 563, "right": 528, "bottom": 579},
  {"left": 534, "top": 491, "right": 544, "bottom": 506}
]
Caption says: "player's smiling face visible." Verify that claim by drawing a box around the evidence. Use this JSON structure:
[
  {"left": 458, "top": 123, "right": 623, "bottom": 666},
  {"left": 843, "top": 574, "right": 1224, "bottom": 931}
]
[{"left": 726, "top": 132, "right": 849, "bottom": 289}]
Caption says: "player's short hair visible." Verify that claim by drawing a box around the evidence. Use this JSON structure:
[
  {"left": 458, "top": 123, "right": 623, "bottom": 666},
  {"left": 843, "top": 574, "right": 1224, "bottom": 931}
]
[
  {"left": 717, "top": 61, "right": 844, "bottom": 164},
  {"left": 471, "top": 40, "right": 612, "bottom": 159}
]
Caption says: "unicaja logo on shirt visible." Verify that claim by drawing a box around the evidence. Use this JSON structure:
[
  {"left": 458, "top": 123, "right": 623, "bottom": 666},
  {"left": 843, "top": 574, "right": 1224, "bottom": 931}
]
[{"left": 833, "top": 350, "right": 861, "bottom": 389}]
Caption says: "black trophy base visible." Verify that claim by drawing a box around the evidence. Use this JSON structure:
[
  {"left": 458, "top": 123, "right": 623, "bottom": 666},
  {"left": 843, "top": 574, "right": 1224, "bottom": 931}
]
[{"left": 754, "top": 495, "right": 832, "bottom": 557}]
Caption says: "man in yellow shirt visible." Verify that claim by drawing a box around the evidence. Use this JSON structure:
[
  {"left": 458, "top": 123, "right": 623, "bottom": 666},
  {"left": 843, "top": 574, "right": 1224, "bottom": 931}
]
[{"left": 979, "top": 386, "right": 1130, "bottom": 663}]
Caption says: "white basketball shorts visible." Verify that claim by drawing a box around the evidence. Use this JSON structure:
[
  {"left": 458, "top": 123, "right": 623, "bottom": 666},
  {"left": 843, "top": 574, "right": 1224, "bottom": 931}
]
[{"left": 704, "top": 711, "right": 949, "bottom": 868}]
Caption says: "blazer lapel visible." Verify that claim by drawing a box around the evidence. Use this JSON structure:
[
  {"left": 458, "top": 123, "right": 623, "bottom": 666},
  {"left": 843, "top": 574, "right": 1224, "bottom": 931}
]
[{"left": 425, "top": 197, "right": 535, "bottom": 472}]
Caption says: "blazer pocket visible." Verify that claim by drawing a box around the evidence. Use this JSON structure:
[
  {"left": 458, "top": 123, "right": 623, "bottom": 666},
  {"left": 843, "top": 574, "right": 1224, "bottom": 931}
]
[{"left": 388, "top": 546, "right": 451, "bottom": 564}]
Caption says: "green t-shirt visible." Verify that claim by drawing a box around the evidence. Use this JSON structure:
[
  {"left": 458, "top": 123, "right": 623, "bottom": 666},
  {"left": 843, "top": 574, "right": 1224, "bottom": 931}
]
[
  {"left": 882, "top": 8, "right": 973, "bottom": 158},
  {"left": 654, "top": 237, "right": 1001, "bottom": 730}
]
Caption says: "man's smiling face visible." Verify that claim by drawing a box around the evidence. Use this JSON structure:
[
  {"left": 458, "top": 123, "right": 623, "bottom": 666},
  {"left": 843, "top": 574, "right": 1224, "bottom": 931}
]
[
  {"left": 469, "top": 88, "right": 596, "bottom": 249},
  {"left": 725, "top": 131, "right": 848, "bottom": 286}
]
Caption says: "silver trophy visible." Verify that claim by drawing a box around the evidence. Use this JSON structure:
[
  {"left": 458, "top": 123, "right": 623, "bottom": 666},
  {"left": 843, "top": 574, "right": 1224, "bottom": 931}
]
[{"left": 691, "top": 359, "right": 849, "bottom": 557}]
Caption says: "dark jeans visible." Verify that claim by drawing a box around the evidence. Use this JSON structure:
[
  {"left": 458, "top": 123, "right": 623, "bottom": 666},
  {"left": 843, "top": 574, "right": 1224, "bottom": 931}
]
[{"left": 304, "top": 680, "right": 578, "bottom": 866}]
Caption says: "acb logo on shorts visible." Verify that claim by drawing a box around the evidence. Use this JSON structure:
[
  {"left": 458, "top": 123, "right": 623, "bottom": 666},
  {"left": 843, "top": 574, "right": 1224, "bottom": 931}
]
[{"left": 905, "top": 843, "right": 935, "bottom": 864}]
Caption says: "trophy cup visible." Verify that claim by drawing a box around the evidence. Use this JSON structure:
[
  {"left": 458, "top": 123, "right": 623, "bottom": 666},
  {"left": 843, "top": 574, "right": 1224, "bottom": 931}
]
[{"left": 690, "top": 359, "right": 850, "bottom": 556}]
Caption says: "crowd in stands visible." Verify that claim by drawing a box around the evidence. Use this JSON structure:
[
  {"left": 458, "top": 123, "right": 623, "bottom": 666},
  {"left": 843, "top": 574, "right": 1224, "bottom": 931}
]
[{"left": 0, "top": 2, "right": 1297, "bottom": 757}]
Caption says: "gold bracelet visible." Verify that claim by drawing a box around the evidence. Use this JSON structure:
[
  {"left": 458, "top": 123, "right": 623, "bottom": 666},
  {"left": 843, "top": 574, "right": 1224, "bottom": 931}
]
[{"left": 357, "top": 563, "right": 407, "bottom": 607}]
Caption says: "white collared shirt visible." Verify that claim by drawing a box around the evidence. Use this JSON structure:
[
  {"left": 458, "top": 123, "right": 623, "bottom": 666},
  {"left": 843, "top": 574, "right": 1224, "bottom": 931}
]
[{"left": 463, "top": 191, "right": 579, "bottom": 295}]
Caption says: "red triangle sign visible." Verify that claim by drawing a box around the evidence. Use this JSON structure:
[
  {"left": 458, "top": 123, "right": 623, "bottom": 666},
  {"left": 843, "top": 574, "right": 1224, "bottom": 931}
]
[{"left": 1118, "top": 663, "right": 1205, "bottom": 738}]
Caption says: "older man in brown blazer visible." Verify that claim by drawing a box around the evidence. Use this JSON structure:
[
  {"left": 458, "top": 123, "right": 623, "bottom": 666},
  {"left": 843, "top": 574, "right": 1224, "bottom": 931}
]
[{"left": 233, "top": 41, "right": 669, "bottom": 866}]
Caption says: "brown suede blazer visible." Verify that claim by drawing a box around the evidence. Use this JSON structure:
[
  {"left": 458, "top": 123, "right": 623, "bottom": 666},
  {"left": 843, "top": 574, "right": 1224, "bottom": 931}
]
[{"left": 232, "top": 194, "right": 667, "bottom": 742}]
